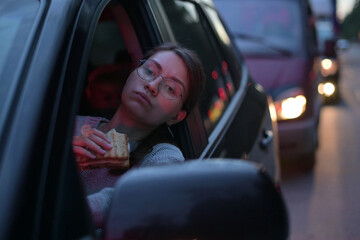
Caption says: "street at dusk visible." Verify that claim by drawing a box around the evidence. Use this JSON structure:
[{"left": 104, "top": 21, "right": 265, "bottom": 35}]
[{"left": 282, "top": 43, "right": 360, "bottom": 240}]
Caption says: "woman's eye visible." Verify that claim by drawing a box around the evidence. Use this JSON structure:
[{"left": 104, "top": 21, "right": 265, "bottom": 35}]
[
  {"left": 144, "top": 68, "right": 154, "bottom": 76},
  {"left": 164, "top": 82, "right": 179, "bottom": 96},
  {"left": 167, "top": 86, "right": 175, "bottom": 94}
]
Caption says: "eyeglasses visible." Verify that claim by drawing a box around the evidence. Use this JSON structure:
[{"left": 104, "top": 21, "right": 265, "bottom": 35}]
[{"left": 136, "top": 59, "right": 184, "bottom": 102}]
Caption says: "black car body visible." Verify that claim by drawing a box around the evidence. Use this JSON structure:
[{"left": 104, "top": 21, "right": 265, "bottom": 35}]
[
  {"left": 0, "top": 0, "right": 286, "bottom": 239},
  {"left": 214, "top": 0, "right": 322, "bottom": 164}
]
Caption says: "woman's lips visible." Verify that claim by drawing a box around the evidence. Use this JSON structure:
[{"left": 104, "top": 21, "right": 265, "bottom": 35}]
[{"left": 135, "top": 92, "right": 152, "bottom": 107}]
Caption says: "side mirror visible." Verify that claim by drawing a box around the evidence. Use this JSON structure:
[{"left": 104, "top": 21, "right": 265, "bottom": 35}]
[
  {"left": 336, "top": 39, "right": 349, "bottom": 51},
  {"left": 103, "top": 159, "right": 289, "bottom": 240}
]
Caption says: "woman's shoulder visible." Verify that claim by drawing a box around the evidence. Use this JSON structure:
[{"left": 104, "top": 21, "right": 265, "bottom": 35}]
[
  {"left": 139, "top": 142, "right": 185, "bottom": 167},
  {"left": 152, "top": 142, "right": 183, "bottom": 153}
]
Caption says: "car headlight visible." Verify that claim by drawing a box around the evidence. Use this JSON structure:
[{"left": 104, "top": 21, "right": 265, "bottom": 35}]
[
  {"left": 318, "top": 82, "right": 336, "bottom": 97},
  {"left": 321, "top": 58, "right": 338, "bottom": 76},
  {"left": 274, "top": 88, "right": 307, "bottom": 120},
  {"left": 321, "top": 58, "right": 332, "bottom": 69}
]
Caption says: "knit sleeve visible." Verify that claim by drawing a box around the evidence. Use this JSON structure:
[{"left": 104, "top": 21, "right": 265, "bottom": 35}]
[
  {"left": 138, "top": 143, "right": 185, "bottom": 167},
  {"left": 87, "top": 187, "right": 114, "bottom": 229}
]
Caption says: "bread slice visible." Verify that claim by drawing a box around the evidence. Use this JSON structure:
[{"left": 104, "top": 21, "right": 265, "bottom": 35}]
[{"left": 77, "top": 128, "right": 130, "bottom": 170}]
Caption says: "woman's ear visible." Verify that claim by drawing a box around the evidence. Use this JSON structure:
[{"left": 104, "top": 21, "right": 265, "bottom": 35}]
[{"left": 167, "top": 110, "right": 187, "bottom": 125}]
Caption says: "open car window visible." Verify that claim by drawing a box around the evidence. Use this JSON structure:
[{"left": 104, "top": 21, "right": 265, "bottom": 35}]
[{"left": 77, "top": 4, "right": 142, "bottom": 120}]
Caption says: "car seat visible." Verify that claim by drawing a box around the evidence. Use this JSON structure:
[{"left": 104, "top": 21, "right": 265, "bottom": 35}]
[{"left": 85, "top": 63, "right": 132, "bottom": 118}]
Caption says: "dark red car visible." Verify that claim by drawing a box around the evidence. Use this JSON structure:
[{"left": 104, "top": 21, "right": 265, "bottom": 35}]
[{"left": 215, "top": 0, "right": 322, "bottom": 167}]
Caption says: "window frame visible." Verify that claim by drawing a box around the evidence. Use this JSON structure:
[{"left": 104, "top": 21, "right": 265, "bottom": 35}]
[{"left": 0, "top": 0, "right": 113, "bottom": 238}]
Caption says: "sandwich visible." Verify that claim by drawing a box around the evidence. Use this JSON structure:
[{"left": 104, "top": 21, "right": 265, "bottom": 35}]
[{"left": 77, "top": 128, "right": 130, "bottom": 170}]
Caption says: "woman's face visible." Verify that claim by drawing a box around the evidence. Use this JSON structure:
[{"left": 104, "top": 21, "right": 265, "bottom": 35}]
[{"left": 121, "top": 50, "right": 189, "bottom": 128}]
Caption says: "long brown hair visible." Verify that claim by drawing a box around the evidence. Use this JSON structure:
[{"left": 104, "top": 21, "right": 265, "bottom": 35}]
[{"left": 131, "top": 42, "right": 205, "bottom": 165}]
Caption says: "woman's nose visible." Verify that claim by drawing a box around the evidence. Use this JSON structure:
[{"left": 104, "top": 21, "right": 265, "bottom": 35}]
[{"left": 144, "top": 76, "right": 162, "bottom": 96}]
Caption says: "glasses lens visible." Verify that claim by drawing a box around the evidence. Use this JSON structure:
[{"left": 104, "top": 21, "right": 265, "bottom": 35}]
[
  {"left": 138, "top": 61, "right": 158, "bottom": 81},
  {"left": 161, "top": 79, "right": 182, "bottom": 100}
]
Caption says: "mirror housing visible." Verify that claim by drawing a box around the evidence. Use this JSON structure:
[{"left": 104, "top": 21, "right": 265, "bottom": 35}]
[{"left": 103, "top": 159, "right": 289, "bottom": 240}]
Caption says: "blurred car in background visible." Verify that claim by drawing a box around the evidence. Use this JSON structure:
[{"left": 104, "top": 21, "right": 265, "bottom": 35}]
[
  {"left": 310, "top": 0, "right": 341, "bottom": 103},
  {"left": 315, "top": 17, "right": 341, "bottom": 103},
  {"left": 214, "top": 0, "right": 322, "bottom": 167}
]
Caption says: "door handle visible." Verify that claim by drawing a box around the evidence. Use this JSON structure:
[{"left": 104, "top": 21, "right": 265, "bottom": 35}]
[{"left": 259, "top": 130, "right": 273, "bottom": 149}]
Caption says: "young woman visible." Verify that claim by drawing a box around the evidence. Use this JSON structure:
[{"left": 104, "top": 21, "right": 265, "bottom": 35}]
[{"left": 72, "top": 42, "right": 205, "bottom": 227}]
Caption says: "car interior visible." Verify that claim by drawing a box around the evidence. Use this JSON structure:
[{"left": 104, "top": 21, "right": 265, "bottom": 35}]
[{"left": 78, "top": 5, "right": 142, "bottom": 120}]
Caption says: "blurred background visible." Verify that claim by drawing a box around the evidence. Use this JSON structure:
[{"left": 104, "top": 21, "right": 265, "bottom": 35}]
[
  {"left": 337, "top": 0, "right": 360, "bottom": 41},
  {"left": 285, "top": 0, "right": 360, "bottom": 239},
  {"left": 214, "top": 0, "right": 360, "bottom": 239}
]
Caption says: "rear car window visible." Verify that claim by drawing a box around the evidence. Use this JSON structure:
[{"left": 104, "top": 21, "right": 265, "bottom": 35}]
[
  {"left": 160, "top": 0, "right": 234, "bottom": 135},
  {"left": 203, "top": 5, "right": 243, "bottom": 89}
]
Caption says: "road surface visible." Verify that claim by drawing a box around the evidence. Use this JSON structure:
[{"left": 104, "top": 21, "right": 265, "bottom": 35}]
[{"left": 281, "top": 42, "right": 360, "bottom": 240}]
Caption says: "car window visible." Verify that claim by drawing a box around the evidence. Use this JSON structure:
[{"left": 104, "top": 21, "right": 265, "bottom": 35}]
[
  {"left": 0, "top": 1, "right": 39, "bottom": 135},
  {"left": 77, "top": 4, "right": 141, "bottom": 119},
  {"left": 202, "top": 5, "right": 241, "bottom": 90},
  {"left": 160, "top": 0, "right": 233, "bottom": 135}
]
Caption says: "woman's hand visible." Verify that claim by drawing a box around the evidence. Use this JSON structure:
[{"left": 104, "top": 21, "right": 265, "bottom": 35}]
[{"left": 73, "top": 125, "right": 113, "bottom": 159}]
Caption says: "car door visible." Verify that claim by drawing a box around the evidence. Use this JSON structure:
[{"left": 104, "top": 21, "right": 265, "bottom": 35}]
[
  {"left": 151, "top": 0, "right": 280, "bottom": 182},
  {"left": 0, "top": 0, "right": 110, "bottom": 239}
]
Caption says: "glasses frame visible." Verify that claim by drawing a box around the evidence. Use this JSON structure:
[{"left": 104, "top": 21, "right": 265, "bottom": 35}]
[{"left": 136, "top": 60, "right": 184, "bottom": 103}]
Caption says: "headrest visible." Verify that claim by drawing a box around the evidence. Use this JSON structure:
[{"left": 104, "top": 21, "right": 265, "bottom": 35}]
[
  {"left": 88, "top": 64, "right": 132, "bottom": 85},
  {"left": 103, "top": 159, "right": 289, "bottom": 240},
  {"left": 85, "top": 64, "right": 131, "bottom": 111}
]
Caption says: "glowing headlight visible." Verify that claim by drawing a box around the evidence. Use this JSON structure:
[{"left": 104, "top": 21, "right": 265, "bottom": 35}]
[
  {"left": 321, "top": 59, "right": 332, "bottom": 70},
  {"left": 318, "top": 82, "right": 336, "bottom": 97},
  {"left": 274, "top": 95, "right": 307, "bottom": 120},
  {"left": 321, "top": 58, "right": 338, "bottom": 76}
]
